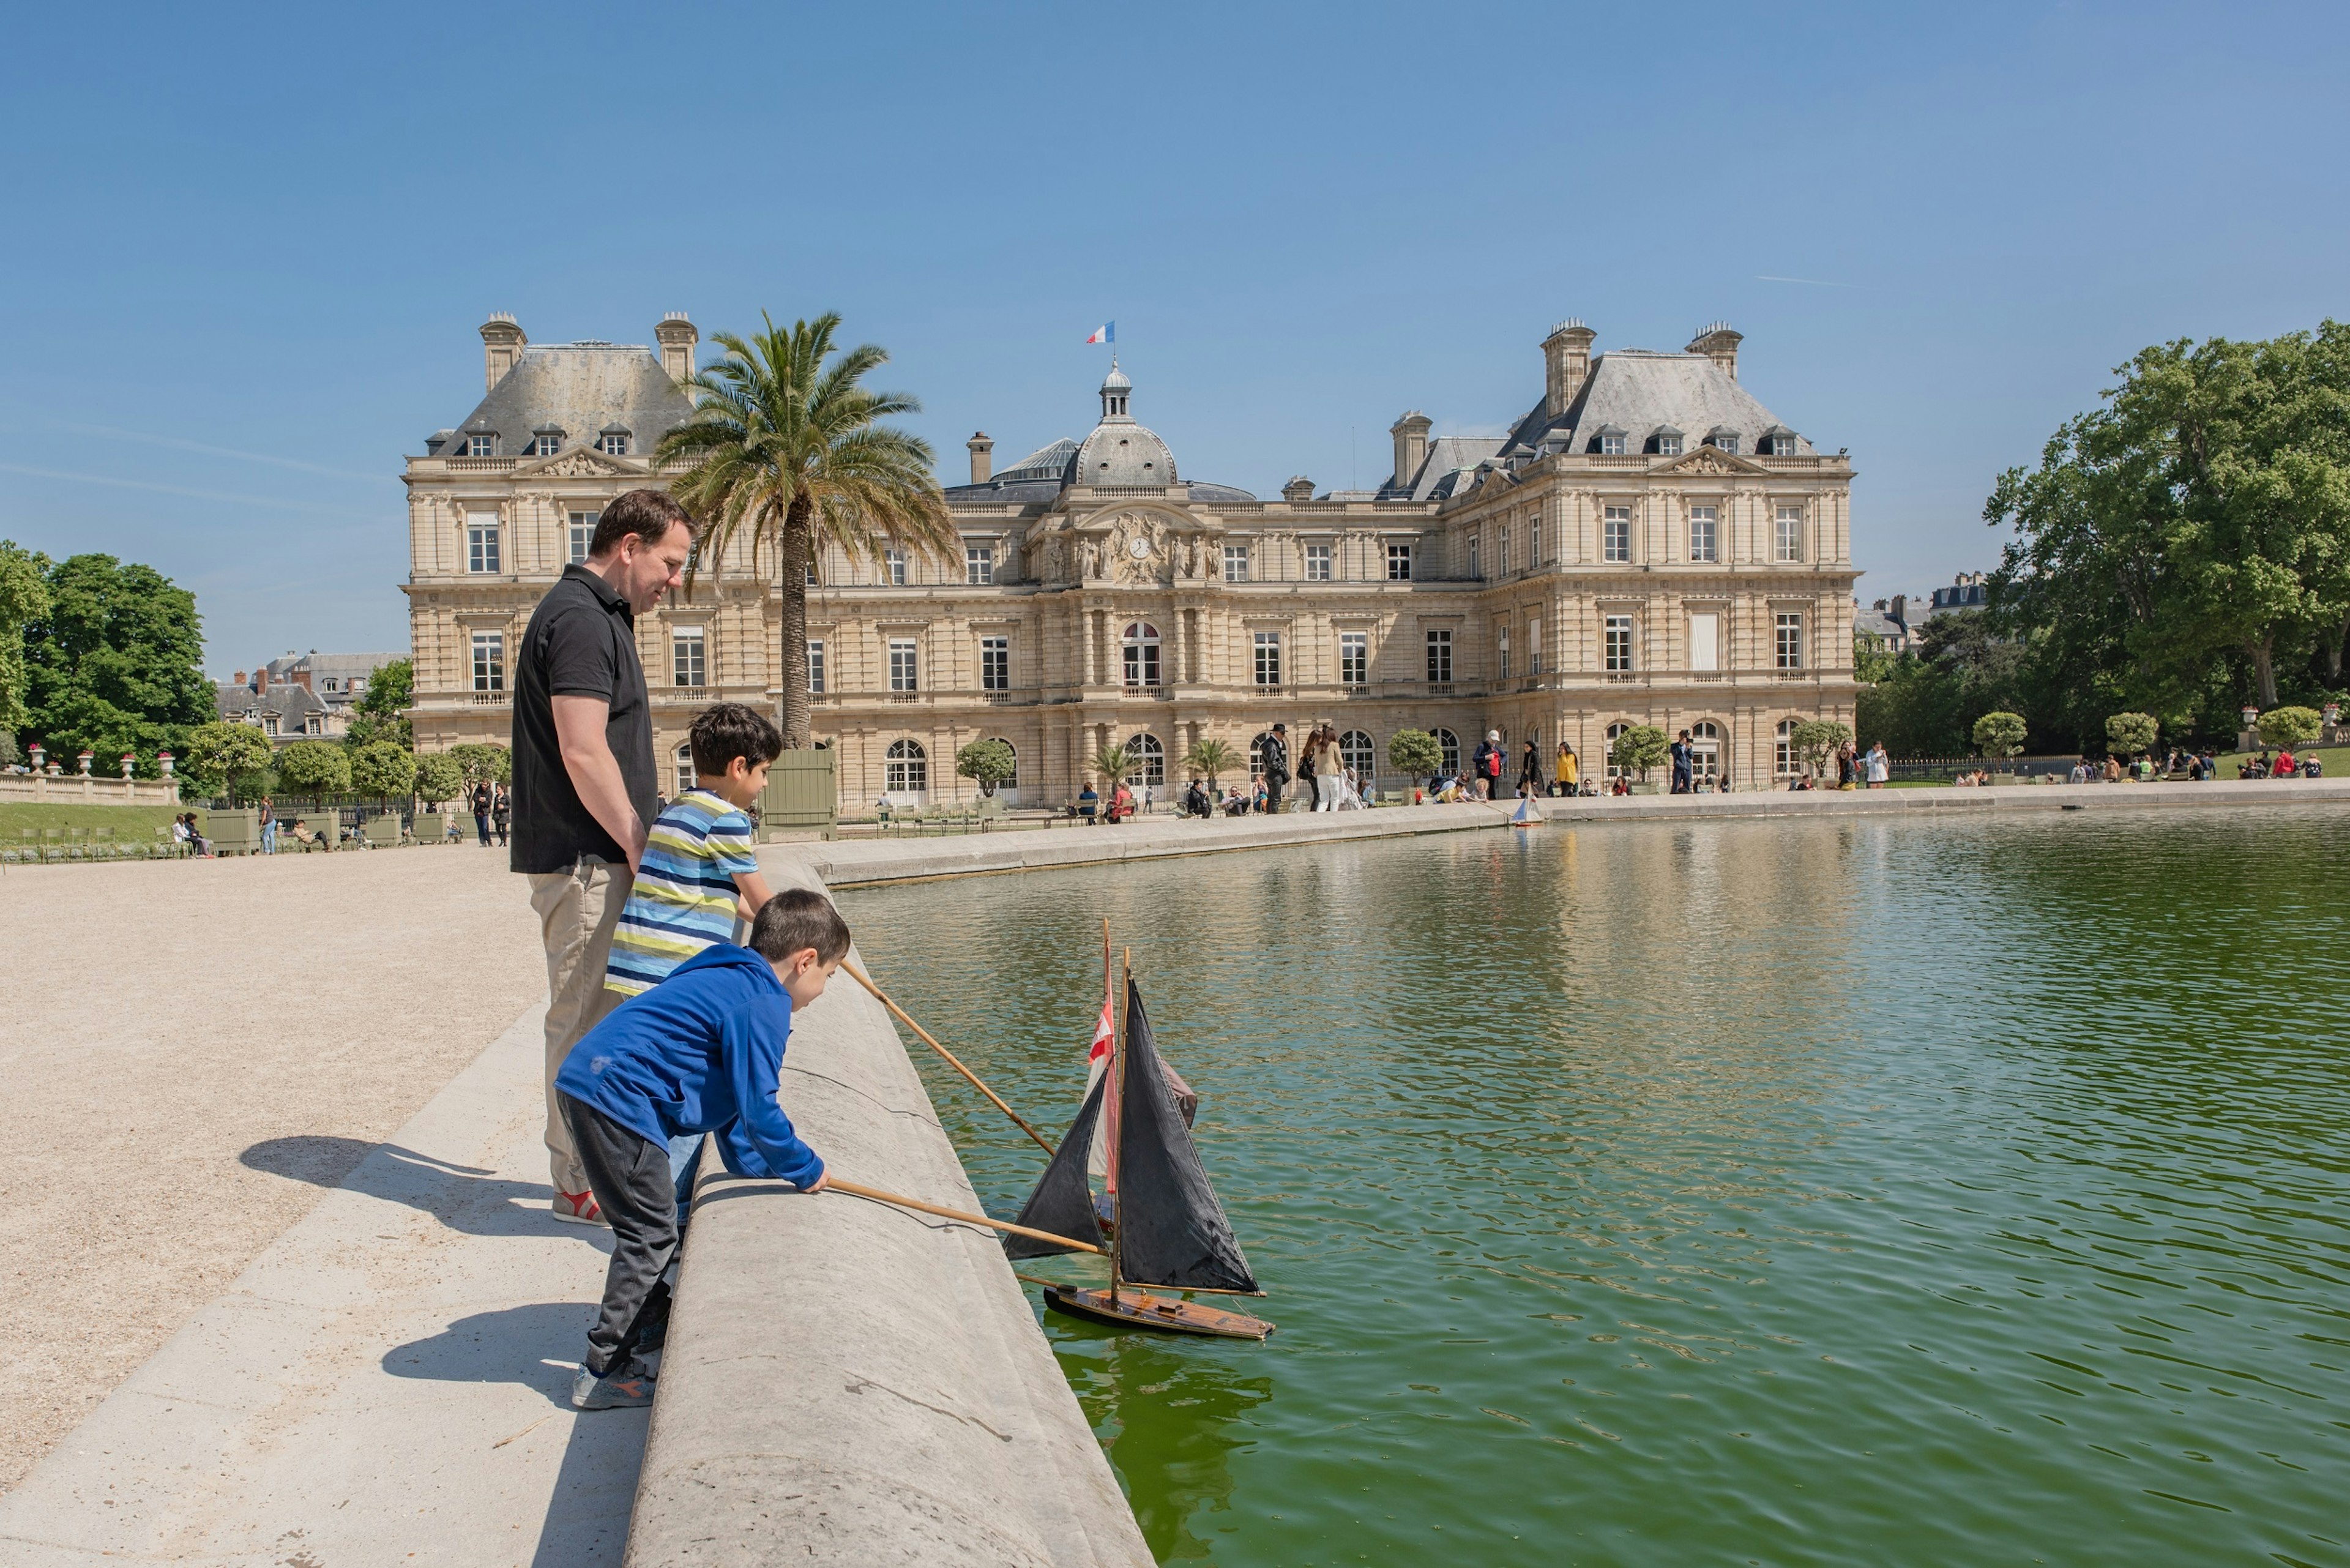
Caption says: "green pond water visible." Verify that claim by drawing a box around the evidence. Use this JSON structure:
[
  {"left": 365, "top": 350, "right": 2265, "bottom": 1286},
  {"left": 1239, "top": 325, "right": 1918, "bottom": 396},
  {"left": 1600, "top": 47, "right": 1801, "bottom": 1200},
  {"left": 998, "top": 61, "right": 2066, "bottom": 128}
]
[{"left": 842, "top": 808, "right": 2350, "bottom": 1567}]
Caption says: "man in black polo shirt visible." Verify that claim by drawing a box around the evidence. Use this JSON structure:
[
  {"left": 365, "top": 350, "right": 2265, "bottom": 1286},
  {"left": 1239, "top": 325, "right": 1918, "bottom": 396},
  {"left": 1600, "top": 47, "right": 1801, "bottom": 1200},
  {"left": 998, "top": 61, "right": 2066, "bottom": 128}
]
[{"left": 512, "top": 488, "right": 696, "bottom": 1225}]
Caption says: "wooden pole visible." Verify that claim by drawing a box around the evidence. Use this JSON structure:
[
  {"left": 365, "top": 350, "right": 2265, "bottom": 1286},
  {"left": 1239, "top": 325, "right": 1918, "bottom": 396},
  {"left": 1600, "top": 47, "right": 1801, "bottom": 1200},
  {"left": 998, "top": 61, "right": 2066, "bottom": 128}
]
[
  {"left": 841, "top": 962, "right": 1056, "bottom": 1155},
  {"left": 824, "top": 1177, "right": 1103, "bottom": 1255}
]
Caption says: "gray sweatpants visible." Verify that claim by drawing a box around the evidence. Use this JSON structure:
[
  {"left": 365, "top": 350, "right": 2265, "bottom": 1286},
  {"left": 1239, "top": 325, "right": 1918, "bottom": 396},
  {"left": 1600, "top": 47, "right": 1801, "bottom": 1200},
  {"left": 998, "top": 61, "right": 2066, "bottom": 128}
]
[{"left": 559, "top": 1092, "right": 679, "bottom": 1378}]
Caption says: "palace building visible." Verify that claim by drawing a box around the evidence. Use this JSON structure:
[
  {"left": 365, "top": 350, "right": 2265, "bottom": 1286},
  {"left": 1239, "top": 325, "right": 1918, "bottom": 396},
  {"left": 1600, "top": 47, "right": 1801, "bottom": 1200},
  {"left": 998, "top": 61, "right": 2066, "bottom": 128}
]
[{"left": 402, "top": 313, "right": 1857, "bottom": 802}]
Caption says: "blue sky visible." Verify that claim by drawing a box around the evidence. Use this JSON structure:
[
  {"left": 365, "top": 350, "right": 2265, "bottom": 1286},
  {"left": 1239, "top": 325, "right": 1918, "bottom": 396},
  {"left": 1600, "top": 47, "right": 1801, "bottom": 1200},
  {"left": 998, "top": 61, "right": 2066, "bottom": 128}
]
[{"left": 3, "top": 1, "right": 2346, "bottom": 674}]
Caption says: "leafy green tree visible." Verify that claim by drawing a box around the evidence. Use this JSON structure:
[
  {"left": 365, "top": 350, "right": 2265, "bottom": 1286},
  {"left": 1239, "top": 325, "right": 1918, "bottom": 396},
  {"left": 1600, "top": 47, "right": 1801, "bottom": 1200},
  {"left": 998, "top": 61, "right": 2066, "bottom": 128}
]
[
  {"left": 449, "top": 742, "right": 511, "bottom": 786},
  {"left": 178, "top": 720, "right": 274, "bottom": 799},
  {"left": 1610, "top": 724, "right": 1670, "bottom": 783},
  {"left": 276, "top": 739, "right": 352, "bottom": 794},
  {"left": 1184, "top": 737, "right": 1237, "bottom": 792},
  {"left": 350, "top": 741, "right": 417, "bottom": 798},
  {"left": 1988, "top": 321, "right": 2350, "bottom": 719},
  {"left": 658, "top": 313, "right": 955, "bottom": 750},
  {"left": 2105, "top": 711, "right": 2159, "bottom": 758},
  {"left": 1972, "top": 711, "right": 2029, "bottom": 760},
  {"left": 2259, "top": 705, "right": 2322, "bottom": 749},
  {"left": 1788, "top": 719, "right": 1852, "bottom": 780},
  {"left": 20, "top": 553, "right": 211, "bottom": 774},
  {"left": 954, "top": 737, "right": 1017, "bottom": 796},
  {"left": 345, "top": 655, "right": 414, "bottom": 749},
  {"left": 0, "top": 539, "right": 51, "bottom": 745},
  {"left": 1853, "top": 630, "right": 1899, "bottom": 684},
  {"left": 1386, "top": 729, "right": 1442, "bottom": 780},
  {"left": 413, "top": 750, "right": 464, "bottom": 806}
]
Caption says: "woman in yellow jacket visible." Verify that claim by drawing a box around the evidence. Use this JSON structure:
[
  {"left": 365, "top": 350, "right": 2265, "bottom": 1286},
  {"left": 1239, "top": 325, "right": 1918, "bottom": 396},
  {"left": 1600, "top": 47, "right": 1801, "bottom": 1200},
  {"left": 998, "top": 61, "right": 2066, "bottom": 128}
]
[{"left": 1554, "top": 741, "right": 1579, "bottom": 797}]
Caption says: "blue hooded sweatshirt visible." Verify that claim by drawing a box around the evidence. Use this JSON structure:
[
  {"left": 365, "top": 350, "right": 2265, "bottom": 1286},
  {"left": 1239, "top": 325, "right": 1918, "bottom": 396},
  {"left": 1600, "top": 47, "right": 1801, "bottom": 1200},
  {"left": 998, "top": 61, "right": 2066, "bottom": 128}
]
[{"left": 554, "top": 943, "right": 824, "bottom": 1189}]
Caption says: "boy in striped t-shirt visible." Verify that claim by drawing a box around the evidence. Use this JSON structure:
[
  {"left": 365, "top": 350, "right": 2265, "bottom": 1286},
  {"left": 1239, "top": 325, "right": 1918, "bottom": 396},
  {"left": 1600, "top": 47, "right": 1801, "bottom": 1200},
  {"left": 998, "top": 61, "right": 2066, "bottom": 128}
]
[
  {"left": 582, "top": 703, "right": 783, "bottom": 1235},
  {"left": 606, "top": 703, "right": 781, "bottom": 999}
]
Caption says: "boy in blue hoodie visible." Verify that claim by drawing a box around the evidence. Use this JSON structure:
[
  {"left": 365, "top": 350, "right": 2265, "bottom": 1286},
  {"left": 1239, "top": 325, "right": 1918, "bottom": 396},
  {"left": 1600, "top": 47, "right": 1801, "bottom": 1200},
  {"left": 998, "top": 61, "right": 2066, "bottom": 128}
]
[{"left": 553, "top": 886, "right": 846, "bottom": 1409}]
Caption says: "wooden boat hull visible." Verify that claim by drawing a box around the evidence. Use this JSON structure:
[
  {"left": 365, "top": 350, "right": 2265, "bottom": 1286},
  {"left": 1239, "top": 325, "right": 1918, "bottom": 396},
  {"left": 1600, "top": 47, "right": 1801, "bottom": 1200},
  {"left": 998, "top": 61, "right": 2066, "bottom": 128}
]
[{"left": 1042, "top": 1283, "right": 1273, "bottom": 1340}]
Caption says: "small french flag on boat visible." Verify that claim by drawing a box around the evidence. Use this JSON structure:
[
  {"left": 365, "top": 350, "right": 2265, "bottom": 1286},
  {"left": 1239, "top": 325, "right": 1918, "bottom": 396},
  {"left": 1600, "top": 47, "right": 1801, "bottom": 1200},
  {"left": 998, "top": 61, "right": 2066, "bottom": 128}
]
[{"left": 1084, "top": 321, "right": 1114, "bottom": 345}]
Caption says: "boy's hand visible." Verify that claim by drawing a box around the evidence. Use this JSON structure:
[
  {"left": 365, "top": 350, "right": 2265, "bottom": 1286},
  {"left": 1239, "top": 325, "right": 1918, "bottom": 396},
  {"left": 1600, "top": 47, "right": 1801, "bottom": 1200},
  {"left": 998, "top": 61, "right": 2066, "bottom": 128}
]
[{"left": 802, "top": 1170, "right": 829, "bottom": 1194}]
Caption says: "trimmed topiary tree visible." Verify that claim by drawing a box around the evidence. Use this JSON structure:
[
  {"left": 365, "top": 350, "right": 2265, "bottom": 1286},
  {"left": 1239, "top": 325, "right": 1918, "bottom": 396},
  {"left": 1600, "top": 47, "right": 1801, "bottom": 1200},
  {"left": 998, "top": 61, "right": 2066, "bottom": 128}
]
[
  {"left": 1789, "top": 718, "right": 1853, "bottom": 781},
  {"left": 954, "top": 737, "right": 1017, "bottom": 796},
  {"left": 2105, "top": 711, "right": 2158, "bottom": 759},
  {"left": 349, "top": 741, "right": 417, "bottom": 799},
  {"left": 177, "top": 720, "right": 274, "bottom": 800},
  {"left": 413, "top": 750, "right": 464, "bottom": 807},
  {"left": 2259, "top": 705, "right": 2322, "bottom": 749},
  {"left": 449, "top": 742, "right": 512, "bottom": 786},
  {"left": 1387, "top": 728, "right": 1442, "bottom": 781},
  {"left": 1972, "top": 710, "right": 2029, "bottom": 760},
  {"left": 274, "top": 739, "right": 351, "bottom": 794},
  {"left": 1610, "top": 724, "right": 1671, "bottom": 783}
]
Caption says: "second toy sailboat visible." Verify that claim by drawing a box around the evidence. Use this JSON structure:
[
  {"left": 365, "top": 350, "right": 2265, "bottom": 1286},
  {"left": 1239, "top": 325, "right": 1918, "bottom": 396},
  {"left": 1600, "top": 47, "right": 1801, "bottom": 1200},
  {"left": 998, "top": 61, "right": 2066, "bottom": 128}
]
[{"left": 1004, "top": 946, "right": 1272, "bottom": 1340}]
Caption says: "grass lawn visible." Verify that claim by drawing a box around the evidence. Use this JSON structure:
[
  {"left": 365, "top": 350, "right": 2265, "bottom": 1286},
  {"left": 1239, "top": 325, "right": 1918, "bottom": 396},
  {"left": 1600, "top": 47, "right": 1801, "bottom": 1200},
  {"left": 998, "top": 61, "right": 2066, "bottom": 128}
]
[
  {"left": 2206, "top": 744, "right": 2350, "bottom": 777},
  {"left": 0, "top": 801, "right": 206, "bottom": 843}
]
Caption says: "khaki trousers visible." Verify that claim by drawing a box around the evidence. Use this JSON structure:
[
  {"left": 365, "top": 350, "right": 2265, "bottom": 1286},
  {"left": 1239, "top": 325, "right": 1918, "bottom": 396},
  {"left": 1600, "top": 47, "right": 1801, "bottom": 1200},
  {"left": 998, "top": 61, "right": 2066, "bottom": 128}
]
[{"left": 529, "top": 858, "right": 628, "bottom": 1198}]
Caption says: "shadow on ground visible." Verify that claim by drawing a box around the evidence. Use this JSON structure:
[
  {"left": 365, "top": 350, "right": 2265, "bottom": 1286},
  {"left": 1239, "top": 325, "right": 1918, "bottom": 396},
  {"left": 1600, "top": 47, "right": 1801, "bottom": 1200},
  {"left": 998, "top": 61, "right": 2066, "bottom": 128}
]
[
  {"left": 382, "top": 1305, "right": 645, "bottom": 1566},
  {"left": 242, "top": 1138, "right": 594, "bottom": 1240}
]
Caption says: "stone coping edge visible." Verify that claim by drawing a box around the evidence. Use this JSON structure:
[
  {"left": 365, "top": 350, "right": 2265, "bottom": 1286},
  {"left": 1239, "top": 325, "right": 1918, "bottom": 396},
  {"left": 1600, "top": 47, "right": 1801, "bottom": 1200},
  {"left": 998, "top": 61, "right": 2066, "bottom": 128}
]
[
  {"left": 767, "top": 780, "right": 2350, "bottom": 889},
  {"left": 622, "top": 860, "right": 1153, "bottom": 1568}
]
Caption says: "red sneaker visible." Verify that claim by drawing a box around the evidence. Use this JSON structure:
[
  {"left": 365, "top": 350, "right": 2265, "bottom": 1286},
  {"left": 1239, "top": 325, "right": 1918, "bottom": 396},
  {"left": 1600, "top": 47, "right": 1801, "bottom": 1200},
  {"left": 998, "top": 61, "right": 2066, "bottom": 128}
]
[{"left": 552, "top": 1189, "right": 607, "bottom": 1226}]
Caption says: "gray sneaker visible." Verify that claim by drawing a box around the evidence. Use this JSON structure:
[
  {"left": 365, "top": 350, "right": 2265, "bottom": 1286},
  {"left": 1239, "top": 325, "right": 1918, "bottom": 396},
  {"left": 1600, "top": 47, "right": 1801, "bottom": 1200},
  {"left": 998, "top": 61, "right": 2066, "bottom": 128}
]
[{"left": 572, "top": 1364, "right": 655, "bottom": 1410}]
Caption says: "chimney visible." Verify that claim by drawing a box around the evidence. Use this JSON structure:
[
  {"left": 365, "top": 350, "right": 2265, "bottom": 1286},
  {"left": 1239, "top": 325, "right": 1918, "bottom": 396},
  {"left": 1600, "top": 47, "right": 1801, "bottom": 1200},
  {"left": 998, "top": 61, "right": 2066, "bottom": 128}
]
[
  {"left": 1283, "top": 476, "right": 1315, "bottom": 502},
  {"left": 233, "top": 670, "right": 247, "bottom": 688},
  {"left": 967, "top": 432, "right": 994, "bottom": 485},
  {"left": 1541, "top": 320, "right": 1597, "bottom": 419},
  {"left": 1686, "top": 321, "right": 1742, "bottom": 380},
  {"left": 480, "top": 313, "right": 526, "bottom": 391},
  {"left": 655, "top": 313, "right": 699, "bottom": 382},
  {"left": 1389, "top": 411, "right": 1432, "bottom": 488}
]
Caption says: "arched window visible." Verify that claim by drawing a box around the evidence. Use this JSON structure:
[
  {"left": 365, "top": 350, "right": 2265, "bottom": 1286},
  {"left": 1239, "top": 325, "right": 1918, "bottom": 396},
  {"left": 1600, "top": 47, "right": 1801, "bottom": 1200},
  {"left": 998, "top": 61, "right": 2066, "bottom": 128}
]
[
  {"left": 1434, "top": 727, "right": 1461, "bottom": 775},
  {"left": 1250, "top": 730, "right": 1274, "bottom": 778},
  {"left": 1605, "top": 721, "right": 1632, "bottom": 778},
  {"left": 1774, "top": 719, "right": 1797, "bottom": 778},
  {"left": 1122, "top": 622, "right": 1162, "bottom": 688},
  {"left": 886, "top": 737, "right": 928, "bottom": 793},
  {"left": 983, "top": 737, "right": 1017, "bottom": 790},
  {"left": 1124, "top": 732, "right": 1165, "bottom": 786},
  {"left": 1340, "top": 729, "right": 1375, "bottom": 781},
  {"left": 1690, "top": 720, "right": 1722, "bottom": 782},
  {"left": 674, "top": 744, "right": 695, "bottom": 797}
]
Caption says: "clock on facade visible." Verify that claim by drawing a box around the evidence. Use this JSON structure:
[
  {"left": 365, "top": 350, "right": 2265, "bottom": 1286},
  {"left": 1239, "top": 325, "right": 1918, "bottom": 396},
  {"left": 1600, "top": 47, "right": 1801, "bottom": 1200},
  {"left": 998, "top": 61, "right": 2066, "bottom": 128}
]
[{"left": 1127, "top": 536, "right": 1152, "bottom": 559}]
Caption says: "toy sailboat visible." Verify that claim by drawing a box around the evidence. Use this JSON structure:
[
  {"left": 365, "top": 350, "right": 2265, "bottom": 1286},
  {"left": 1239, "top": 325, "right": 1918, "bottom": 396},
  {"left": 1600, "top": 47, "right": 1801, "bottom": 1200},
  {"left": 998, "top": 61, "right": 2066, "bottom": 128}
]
[{"left": 1003, "top": 946, "right": 1271, "bottom": 1340}]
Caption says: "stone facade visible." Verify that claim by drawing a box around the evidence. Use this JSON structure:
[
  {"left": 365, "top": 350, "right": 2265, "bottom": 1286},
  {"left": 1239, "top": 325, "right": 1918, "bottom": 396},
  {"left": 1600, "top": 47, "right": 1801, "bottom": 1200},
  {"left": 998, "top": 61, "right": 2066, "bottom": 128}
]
[{"left": 403, "top": 313, "right": 1857, "bottom": 803}]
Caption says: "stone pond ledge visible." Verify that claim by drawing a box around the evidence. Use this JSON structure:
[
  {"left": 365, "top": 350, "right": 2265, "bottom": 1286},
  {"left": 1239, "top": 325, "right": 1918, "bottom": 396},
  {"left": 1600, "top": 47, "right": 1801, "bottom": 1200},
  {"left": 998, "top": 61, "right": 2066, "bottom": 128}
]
[{"left": 624, "top": 855, "right": 1152, "bottom": 1568}]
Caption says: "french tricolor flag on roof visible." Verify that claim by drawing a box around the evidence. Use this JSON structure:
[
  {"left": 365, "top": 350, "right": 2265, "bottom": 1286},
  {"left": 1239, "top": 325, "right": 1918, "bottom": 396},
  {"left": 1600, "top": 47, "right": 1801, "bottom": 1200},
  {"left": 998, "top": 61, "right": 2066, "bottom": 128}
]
[{"left": 1084, "top": 321, "right": 1114, "bottom": 345}]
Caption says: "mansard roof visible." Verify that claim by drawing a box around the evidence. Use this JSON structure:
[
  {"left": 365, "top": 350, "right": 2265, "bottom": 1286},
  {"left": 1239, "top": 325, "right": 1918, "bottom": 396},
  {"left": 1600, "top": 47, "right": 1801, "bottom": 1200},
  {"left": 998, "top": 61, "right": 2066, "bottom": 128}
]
[
  {"left": 1502, "top": 351, "right": 1812, "bottom": 461},
  {"left": 431, "top": 342, "right": 693, "bottom": 456},
  {"left": 1378, "top": 433, "right": 1507, "bottom": 501}
]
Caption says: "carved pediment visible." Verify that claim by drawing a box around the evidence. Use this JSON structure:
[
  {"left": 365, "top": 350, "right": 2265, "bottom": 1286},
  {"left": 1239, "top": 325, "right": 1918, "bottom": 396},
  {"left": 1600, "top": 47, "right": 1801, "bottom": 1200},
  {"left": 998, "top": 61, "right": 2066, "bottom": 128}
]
[
  {"left": 517, "top": 448, "right": 640, "bottom": 479},
  {"left": 1655, "top": 446, "right": 1770, "bottom": 477}
]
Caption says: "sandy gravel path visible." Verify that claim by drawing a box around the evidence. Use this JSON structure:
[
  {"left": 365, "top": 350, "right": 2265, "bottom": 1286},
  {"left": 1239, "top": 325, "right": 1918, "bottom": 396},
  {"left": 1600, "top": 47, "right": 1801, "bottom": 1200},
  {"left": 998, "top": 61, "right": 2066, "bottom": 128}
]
[{"left": 0, "top": 845, "right": 543, "bottom": 1492}]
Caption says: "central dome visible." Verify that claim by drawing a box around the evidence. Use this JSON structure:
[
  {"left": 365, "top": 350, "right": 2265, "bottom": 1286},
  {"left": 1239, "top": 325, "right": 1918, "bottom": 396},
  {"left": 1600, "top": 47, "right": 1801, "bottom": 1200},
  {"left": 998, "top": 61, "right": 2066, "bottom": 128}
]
[{"left": 1069, "top": 357, "right": 1177, "bottom": 485}]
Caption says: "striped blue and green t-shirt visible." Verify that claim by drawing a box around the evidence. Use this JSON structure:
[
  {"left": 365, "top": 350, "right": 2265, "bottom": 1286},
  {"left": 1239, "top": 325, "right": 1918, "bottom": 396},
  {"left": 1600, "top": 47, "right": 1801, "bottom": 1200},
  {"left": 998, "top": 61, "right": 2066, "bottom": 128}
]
[{"left": 605, "top": 788, "right": 759, "bottom": 998}]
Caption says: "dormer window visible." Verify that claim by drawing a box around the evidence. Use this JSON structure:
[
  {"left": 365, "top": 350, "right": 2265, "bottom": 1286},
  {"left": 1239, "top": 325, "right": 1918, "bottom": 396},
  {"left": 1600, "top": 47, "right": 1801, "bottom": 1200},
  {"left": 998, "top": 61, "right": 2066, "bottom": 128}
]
[
  {"left": 1704, "top": 427, "right": 1739, "bottom": 454},
  {"left": 1762, "top": 425, "right": 1800, "bottom": 457},
  {"left": 1652, "top": 425, "right": 1684, "bottom": 457},
  {"left": 464, "top": 433, "right": 496, "bottom": 457},
  {"left": 531, "top": 428, "right": 565, "bottom": 457},
  {"left": 597, "top": 427, "right": 631, "bottom": 457},
  {"left": 1589, "top": 424, "right": 1628, "bottom": 457}
]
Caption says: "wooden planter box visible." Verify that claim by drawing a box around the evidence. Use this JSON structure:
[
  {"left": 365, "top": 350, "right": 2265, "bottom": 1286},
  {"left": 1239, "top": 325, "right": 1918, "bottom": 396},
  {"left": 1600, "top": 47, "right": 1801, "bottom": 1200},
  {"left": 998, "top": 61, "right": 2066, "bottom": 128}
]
[{"left": 757, "top": 748, "right": 839, "bottom": 842}]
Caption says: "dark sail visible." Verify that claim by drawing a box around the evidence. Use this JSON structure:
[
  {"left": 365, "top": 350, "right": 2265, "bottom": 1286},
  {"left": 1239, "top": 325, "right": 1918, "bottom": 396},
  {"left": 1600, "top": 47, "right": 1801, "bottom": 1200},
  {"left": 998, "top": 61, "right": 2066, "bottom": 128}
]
[
  {"left": 1114, "top": 978, "right": 1261, "bottom": 1293},
  {"left": 1003, "top": 1072, "right": 1108, "bottom": 1260}
]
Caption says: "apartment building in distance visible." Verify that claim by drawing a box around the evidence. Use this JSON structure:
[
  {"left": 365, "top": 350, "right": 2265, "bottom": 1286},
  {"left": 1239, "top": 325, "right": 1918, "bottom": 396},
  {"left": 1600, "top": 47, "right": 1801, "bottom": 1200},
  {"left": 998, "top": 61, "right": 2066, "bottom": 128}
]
[{"left": 402, "top": 312, "right": 1857, "bottom": 803}]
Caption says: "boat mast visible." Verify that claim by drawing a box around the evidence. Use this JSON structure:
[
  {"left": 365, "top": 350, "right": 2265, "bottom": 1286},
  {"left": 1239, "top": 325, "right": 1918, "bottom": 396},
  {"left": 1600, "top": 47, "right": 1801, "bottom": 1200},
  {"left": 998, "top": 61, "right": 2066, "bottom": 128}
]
[{"left": 1109, "top": 943, "right": 1128, "bottom": 1306}]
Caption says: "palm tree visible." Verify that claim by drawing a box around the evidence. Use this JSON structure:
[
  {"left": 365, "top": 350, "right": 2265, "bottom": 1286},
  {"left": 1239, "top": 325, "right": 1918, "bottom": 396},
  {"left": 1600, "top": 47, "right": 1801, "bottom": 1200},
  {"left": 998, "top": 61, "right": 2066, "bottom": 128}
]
[
  {"left": 657, "top": 312, "right": 955, "bottom": 748},
  {"left": 1092, "top": 742, "right": 1135, "bottom": 788},
  {"left": 1184, "top": 737, "right": 1235, "bottom": 793}
]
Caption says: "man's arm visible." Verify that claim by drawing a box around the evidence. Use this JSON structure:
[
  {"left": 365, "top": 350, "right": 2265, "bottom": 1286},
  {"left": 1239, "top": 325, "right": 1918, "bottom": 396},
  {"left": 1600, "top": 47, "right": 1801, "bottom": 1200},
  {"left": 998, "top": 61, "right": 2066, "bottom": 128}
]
[{"left": 552, "top": 695, "right": 647, "bottom": 872}]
